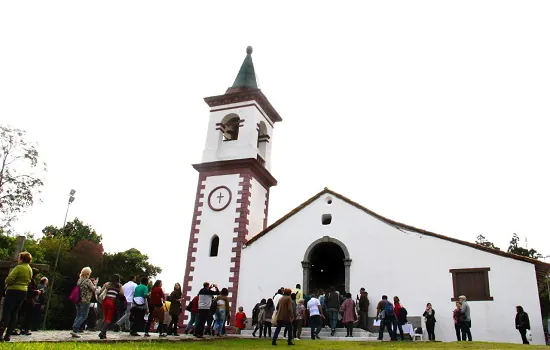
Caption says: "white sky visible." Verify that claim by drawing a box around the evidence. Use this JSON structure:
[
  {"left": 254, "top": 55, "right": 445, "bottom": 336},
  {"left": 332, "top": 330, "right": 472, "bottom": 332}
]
[{"left": 1, "top": 1, "right": 549, "bottom": 288}]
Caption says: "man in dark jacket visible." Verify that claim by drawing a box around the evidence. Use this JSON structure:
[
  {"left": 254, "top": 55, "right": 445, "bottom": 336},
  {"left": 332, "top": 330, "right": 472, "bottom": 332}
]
[
  {"left": 324, "top": 287, "right": 340, "bottom": 336},
  {"left": 194, "top": 282, "right": 219, "bottom": 338},
  {"left": 358, "top": 288, "right": 369, "bottom": 331}
]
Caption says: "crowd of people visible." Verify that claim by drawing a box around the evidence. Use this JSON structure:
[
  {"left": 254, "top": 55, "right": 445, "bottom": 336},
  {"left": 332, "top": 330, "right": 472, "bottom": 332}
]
[{"left": 0, "top": 253, "right": 536, "bottom": 345}]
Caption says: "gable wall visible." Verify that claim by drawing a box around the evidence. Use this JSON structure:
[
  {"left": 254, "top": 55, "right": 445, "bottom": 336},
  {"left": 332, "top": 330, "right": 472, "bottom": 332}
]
[{"left": 237, "top": 193, "right": 545, "bottom": 344}]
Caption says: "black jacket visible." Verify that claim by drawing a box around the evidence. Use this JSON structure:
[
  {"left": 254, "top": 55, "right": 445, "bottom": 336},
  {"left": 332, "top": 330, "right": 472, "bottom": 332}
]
[{"left": 515, "top": 312, "right": 530, "bottom": 330}]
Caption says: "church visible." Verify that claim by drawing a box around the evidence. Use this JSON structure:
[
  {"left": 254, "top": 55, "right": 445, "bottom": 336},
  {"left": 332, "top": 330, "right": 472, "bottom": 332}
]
[{"left": 181, "top": 47, "right": 549, "bottom": 344}]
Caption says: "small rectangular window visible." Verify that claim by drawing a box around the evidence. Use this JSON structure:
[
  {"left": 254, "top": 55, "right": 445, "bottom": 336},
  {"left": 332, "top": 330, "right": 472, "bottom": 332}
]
[
  {"left": 322, "top": 214, "right": 332, "bottom": 225},
  {"left": 449, "top": 268, "right": 493, "bottom": 301}
]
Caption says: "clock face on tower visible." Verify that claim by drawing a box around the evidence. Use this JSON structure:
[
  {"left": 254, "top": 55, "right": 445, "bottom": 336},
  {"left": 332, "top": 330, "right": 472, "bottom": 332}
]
[{"left": 207, "top": 186, "right": 232, "bottom": 211}]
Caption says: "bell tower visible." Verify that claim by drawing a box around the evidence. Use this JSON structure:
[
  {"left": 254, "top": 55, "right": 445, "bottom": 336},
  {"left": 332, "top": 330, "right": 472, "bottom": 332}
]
[{"left": 181, "top": 46, "right": 282, "bottom": 324}]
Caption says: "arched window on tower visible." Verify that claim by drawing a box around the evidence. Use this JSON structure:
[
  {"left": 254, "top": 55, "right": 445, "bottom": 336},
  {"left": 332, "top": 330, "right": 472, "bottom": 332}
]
[
  {"left": 220, "top": 114, "right": 241, "bottom": 141},
  {"left": 210, "top": 235, "right": 219, "bottom": 257},
  {"left": 257, "top": 121, "right": 268, "bottom": 163}
]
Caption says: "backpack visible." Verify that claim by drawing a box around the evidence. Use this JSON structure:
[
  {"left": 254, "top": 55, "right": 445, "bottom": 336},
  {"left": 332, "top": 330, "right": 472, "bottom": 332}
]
[
  {"left": 384, "top": 301, "right": 395, "bottom": 317},
  {"left": 69, "top": 282, "right": 82, "bottom": 304},
  {"left": 398, "top": 307, "right": 408, "bottom": 323}
]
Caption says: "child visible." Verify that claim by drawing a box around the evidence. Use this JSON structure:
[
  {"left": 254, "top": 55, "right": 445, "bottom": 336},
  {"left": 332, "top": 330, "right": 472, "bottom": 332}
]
[
  {"left": 235, "top": 306, "right": 247, "bottom": 334},
  {"left": 295, "top": 299, "right": 306, "bottom": 339}
]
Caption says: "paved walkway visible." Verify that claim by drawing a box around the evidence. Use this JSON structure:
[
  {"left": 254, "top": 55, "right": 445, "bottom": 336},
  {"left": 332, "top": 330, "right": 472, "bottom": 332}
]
[{"left": 7, "top": 330, "right": 205, "bottom": 343}]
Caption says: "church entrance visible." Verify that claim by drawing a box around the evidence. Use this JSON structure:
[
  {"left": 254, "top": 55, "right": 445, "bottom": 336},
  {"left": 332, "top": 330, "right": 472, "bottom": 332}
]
[
  {"left": 309, "top": 242, "right": 345, "bottom": 292},
  {"left": 302, "top": 236, "right": 351, "bottom": 294}
]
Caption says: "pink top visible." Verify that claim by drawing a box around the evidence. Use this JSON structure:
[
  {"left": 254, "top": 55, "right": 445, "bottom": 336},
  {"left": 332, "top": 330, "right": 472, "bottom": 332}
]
[{"left": 341, "top": 298, "right": 356, "bottom": 324}]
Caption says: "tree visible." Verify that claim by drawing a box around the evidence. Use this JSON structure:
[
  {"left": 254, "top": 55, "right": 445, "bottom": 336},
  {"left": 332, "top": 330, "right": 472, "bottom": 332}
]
[
  {"left": 98, "top": 248, "right": 162, "bottom": 283},
  {"left": 0, "top": 125, "right": 46, "bottom": 227},
  {"left": 475, "top": 234, "right": 500, "bottom": 250},
  {"left": 42, "top": 218, "right": 102, "bottom": 249},
  {"left": 507, "top": 233, "right": 542, "bottom": 259},
  {"left": 67, "top": 240, "right": 104, "bottom": 277}
]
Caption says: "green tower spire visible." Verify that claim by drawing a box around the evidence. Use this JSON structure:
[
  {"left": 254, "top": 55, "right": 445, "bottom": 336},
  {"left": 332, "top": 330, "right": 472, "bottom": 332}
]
[{"left": 230, "top": 46, "right": 258, "bottom": 90}]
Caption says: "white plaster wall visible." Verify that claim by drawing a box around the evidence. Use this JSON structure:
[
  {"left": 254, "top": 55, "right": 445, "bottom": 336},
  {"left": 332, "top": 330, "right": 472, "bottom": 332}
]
[
  {"left": 201, "top": 101, "right": 274, "bottom": 170},
  {"left": 189, "top": 174, "right": 240, "bottom": 298},
  {"left": 247, "top": 178, "right": 267, "bottom": 240},
  {"left": 237, "top": 193, "right": 545, "bottom": 345}
]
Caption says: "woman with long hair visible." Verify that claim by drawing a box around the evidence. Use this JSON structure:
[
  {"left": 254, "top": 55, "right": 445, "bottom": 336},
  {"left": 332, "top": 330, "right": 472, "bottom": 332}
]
[
  {"left": 251, "top": 298, "right": 266, "bottom": 337},
  {"left": 98, "top": 274, "right": 123, "bottom": 339},
  {"left": 0, "top": 252, "right": 34, "bottom": 342},
  {"left": 423, "top": 302, "right": 436, "bottom": 341},
  {"left": 261, "top": 298, "right": 275, "bottom": 338},
  {"left": 393, "top": 296, "right": 405, "bottom": 340},
  {"left": 213, "top": 288, "right": 230, "bottom": 336},
  {"left": 515, "top": 306, "right": 530, "bottom": 344},
  {"left": 70, "top": 267, "right": 97, "bottom": 338},
  {"left": 145, "top": 280, "right": 166, "bottom": 337},
  {"left": 168, "top": 282, "right": 182, "bottom": 336}
]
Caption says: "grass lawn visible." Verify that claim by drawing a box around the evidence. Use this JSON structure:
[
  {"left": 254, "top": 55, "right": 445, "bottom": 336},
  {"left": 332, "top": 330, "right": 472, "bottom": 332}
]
[{"left": 1, "top": 339, "right": 547, "bottom": 350}]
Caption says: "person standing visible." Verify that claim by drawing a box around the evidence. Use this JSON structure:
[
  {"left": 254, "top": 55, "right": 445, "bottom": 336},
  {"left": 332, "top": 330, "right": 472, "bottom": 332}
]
[
  {"left": 70, "top": 267, "right": 97, "bottom": 338},
  {"left": 293, "top": 284, "right": 303, "bottom": 302},
  {"left": 145, "top": 280, "right": 166, "bottom": 337},
  {"left": 340, "top": 292, "right": 356, "bottom": 337},
  {"left": 452, "top": 301, "right": 464, "bottom": 341},
  {"left": 98, "top": 274, "right": 124, "bottom": 340},
  {"left": 20, "top": 268, "right": 41, "bottom": 336},
  {"left": 184, "top": 294, "right": 199, "bottom": 335},
  {"left": 272, "top": 288, "right": 295, "bottom": 346},
  {"left": 295, "top": 299, "right": 305, "bottom": 340},
  {"left": 213, "top": 288, "right": 230, "bottom": 336},
  {"left": 393, "top": 296, "right": 404, "bottom": 340},
  {"left": 34, "top": 277, "right": 48, "bottom": 331},
  {"left": 130, "top": 277, "right": 149, "bottom": 337},
  {"left": 0, "top": 252, "right": 34, "bottom": 342},
  {"left": 194, "top": 282, "right": 219, "bottom": 338},
  {"left": 261, "top": 299, "right": 275, "bottom": 339},
  {"left": 376, "top": 295, "right": 396, "bottom": 341},
  {"left": 114, "top": 276, "right": 137, "bottom": 332},
  {"left": 459, "top": 295, "right": 472, "bottom": 341},
  {"left": 358, "top": 288, "right": 369, "bottom": 331},
  {"left": 235, "top": 306, "right": 247, "bottom": 334},
  {"left": 515, "top": 306, "right": 530, "bottom": 345},
  {"left": 251, "top": 298, "right": 265, "bottom": 337},
  {"left": 168, "top": 283, "right": 182, "bottom": 336},
  {"left": 307, "top": 292, "right": 323, "bottom": 340},
  {"left": 325, "top": 287, "right": 340, "bottom": 336},
  {"left": 423, "top": 303, "right": 436, "bottom": 341}
]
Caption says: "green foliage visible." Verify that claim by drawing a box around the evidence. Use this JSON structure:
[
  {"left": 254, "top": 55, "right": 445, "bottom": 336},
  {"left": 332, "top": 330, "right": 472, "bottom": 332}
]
[
  {"left": 475, "top": 234, "right": 500, "bottom": 251},
  {"left": 0, "top": 125, "right": 46, "bottom": 227},
  {"left": 42, "top": 218, "right": 102, "bottom": 249},
  {"left": 0, "top": 230, "right": 16, "bottom": 260},
  {"left": 507, "top": 233, "right": 542, "bottom": 259},
  {"left": 98, "top": 248, "right": 162, "bottom": 283}
]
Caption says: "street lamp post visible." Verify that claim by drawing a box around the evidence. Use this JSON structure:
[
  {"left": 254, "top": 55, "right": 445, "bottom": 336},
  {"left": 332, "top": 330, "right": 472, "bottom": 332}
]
[{"left": 42, "top": 189, "right": 76, "bottom": 329}]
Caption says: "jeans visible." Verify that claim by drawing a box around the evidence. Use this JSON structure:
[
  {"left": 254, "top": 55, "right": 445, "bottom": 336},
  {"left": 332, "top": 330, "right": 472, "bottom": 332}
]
[
  {"left": 0, "top": 290, "right": 26, "bottom": 339},
  {"left": 73, "top": 302, "right": 91, "bottom": 332},
  {"left": 461, "top": 320, "right": 472, "bottom": 341},
  {"left": 195, "top": 309, "right": 210, "bottom": 337},
  {"left": 261, "top": 321, "right": 272, "bottom": 338},
  {"left": 295, "top": 319, "right": 303, "bottom": 338},
  {"left": 378, "top": 317, "right": 396, "bottom": 340},
  {"left": 186, "top": 312, "right": 197, "bottom": 333},
  {"left": 327, "top": 308, "right": 338, "bottom": 330},
  {"left": 214, "top": 309, "right": 226, "bottom": 335},
  {"left": 130, "top": 306, "right": 146, "bottom": 334},
  {"left": 309, "top": 315, "right": 322, "bottom": 339},
  {"left": 273, "top": 320, "right": 293, "bottom": 344},
  {"left": 116, "top": 302, "right": 132, "bottom": 330}
]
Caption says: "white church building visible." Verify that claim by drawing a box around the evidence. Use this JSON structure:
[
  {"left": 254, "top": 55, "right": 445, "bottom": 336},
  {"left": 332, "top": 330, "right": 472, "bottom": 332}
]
[{"left": 181, "top": 47, "right": 549, "bottom": 344}]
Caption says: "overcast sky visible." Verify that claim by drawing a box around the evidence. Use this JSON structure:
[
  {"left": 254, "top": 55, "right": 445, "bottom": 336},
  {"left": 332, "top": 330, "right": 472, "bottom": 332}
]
[{"left": 1, "top": 1, "right": 549, "bottom": 288}]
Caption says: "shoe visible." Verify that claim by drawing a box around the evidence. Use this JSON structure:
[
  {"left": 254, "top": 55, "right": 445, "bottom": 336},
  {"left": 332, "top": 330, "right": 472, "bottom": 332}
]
[
  {"left": 295, "top": 338, "right": 300, "bottom": 341},
  {"left": 287, "top": 342, "right": 295, "bottom": 346},
  {"left": 330, "top": 329, "right": 335, "bottom": 336},
  {"left": 98, "top": 332, "right": 106, "bottom": 340},
  {"left": 130, "top": 332, "right": 140, "bottom": 336},
  {"left": 21, "top": 330, "right": 32, "bottom": 336},
  {"left": 113, "top": 325, "right": 120, "bottom": 332},
  {"left": 173, "top": 333, "right": 180, "bottom": 337},
  {"left": 3, "top": 336, "right": 11, "bottom": 342},
  {"left": 70, "top": 331, "right": 81, "bottom": 338},
  {"left": 315, "top": 334, "right": 320, "bottom": 340},
  {"left": 252, "top": 332, "right": 256, "bottom": 337},
  {"left": 144, "top": 333, "right": 151, "bottom": 337},
  {"left": 159, "top": 333, "right": 167, "bottom": 337},
  {"left": 272, "top": 341, "right": 277, "bottom": 346}
]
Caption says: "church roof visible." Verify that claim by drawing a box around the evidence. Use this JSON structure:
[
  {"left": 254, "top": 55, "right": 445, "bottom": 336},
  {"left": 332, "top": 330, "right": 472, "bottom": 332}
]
[
  {"left": 204, "top": 46, "right": 283, "bottom": 123},
  {"left": 229, "top": 46, "right": 258, "bottom": 91},
  {"left": 245, "top": 188, "right": 550, "bottom": 281}
]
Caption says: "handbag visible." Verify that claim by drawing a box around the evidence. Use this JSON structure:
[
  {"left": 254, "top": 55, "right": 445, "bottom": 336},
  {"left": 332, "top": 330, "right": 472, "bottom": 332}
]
[
  {"left": 271, "top": 310, "right": 278, "bottom": 324},
  {"left": 98, "top": 286, "right": 108, "bottom": 303},
  {"left": 526, "top": 329, "right": 533, "bottom": 342},
  {"left": 69, "top": 280, "right": 84, "bottom": 304}
]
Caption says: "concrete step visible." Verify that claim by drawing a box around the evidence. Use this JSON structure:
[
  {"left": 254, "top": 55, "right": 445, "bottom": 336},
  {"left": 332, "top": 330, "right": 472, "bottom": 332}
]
[{"left": 241, "top": 327, "right": 376, "bottom": 338}]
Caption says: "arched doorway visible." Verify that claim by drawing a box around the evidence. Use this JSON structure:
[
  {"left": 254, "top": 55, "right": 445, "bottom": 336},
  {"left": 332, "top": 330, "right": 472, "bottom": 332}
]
[{"left": 302, "top": 236, "right": 351, "bottom": 294}]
